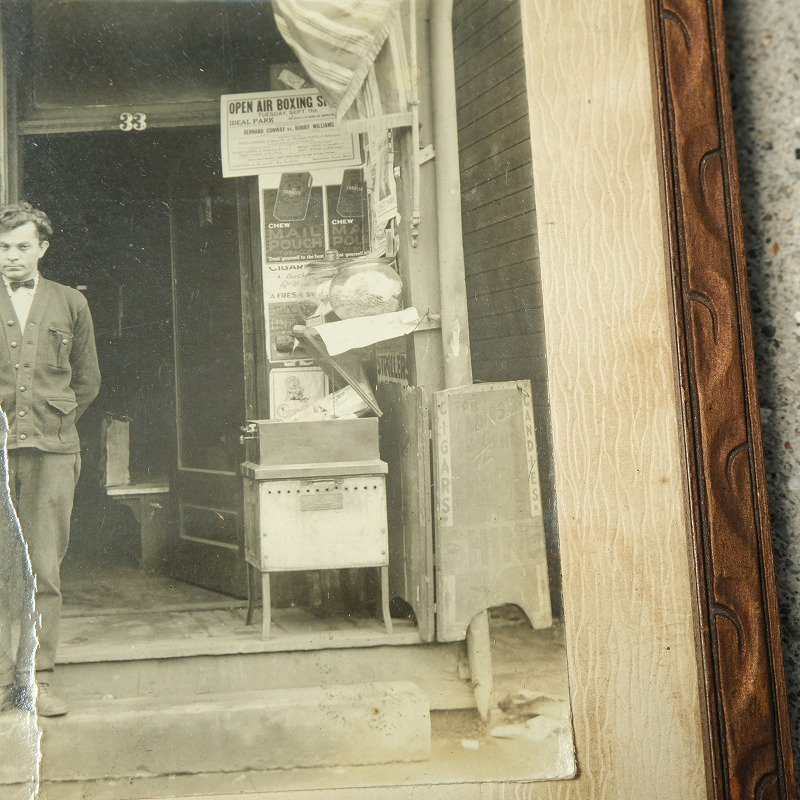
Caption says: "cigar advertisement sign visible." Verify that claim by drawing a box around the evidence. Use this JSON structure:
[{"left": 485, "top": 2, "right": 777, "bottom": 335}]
[
  {"left": 220, "top": 89, "right": 360, "bottom": 177},
  {"left": 264, "top": 178, "right": 326, "bottom": 264},
  {"left": 326, "top": 173, "right": 370, "bottom": 256},
  {"left": 259, "top": 170, "right": 370, "bottom": 363}
]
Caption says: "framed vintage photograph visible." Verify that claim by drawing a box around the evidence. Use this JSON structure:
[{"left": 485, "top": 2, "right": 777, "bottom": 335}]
[{"left": 0, "top": 0, "right": 794, "bottom": 798}]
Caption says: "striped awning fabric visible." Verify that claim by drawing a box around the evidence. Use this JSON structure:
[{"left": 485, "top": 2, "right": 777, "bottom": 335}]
[{"left": 273, "top": 0, "right": 412, "bottom": 132}]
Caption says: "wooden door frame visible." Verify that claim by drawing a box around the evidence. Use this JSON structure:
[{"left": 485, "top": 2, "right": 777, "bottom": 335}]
[
  {"left": 239, "top": 177, "right": 269, "bottom": 426},
  {"left": 167, "top": 143, "right": 244, "bottom": 481},
  {"left": 0, "top": 9, "right": 22, "bottom": 203},
  {"left": 166, "top": 144, "right": 254, "bottom": 596}
]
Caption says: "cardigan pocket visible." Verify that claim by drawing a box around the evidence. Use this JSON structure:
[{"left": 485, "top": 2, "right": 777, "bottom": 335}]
[
  {"left": 46, "top": 397, "right": 78, "bottom": 415},
  {"left": 46, "top": 326, "right": 73, "bottom": 371},
  {"left": 46, "top": 397, "right": 78, "bottom": 442}
]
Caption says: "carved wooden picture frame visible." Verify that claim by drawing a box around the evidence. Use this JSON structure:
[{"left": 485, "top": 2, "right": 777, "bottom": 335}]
[{"left": 651, "top": 1, "right": 795, "bottom": 796}]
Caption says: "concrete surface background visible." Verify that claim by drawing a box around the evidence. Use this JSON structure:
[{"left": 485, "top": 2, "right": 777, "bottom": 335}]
[{"left": 725, "top": 0, "right": 800, "bottom": 783}]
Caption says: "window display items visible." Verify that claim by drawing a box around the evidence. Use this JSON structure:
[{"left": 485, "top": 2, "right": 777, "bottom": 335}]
[
  {"left": 294, "top": 250, "right": 340, "bottom": 319},
  {"left": 269, "top": 366, "right": 329, "bottom": 421},
  {"left": 327, "top": 255, "right": 402, "bottom": 319}
]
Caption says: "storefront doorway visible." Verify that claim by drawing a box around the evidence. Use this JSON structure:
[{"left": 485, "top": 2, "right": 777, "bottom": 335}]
[
  {"left": 23, "top": 126, "right": 249, "bottom": 583},
  {"left": 19, "top": 128, "right": 409, "bottom": 660},
  {"left": 3, "top": 0, "right": 422, "bottom": 662},
  {"left": 21, "top": 129, "right": 240, "bottom": 641}
]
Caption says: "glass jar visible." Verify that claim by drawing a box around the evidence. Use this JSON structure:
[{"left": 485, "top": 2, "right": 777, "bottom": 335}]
[
  {"left": 295, "top": 250, "right": 340, "bottom": 318},
  {"left": 327, "top": 256, "right": 403, "bottom": 319}
]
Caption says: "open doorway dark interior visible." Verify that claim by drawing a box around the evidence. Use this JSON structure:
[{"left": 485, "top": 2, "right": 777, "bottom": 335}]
[
  {"left": 17, "top": 129, "right": 381, "bottom": 637},
  {"left": 20, "top": 129, "right": 205, "bottom": 573}
]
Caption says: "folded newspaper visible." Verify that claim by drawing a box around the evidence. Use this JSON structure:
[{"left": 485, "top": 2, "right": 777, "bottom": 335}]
[{"left": 307, "top": 307, "right": 420, "bottom": 356}]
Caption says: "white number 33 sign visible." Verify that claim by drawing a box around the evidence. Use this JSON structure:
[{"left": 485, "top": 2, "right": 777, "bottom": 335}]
[{"left": 119, "top": 112, "right": 147, "bottom": 132}]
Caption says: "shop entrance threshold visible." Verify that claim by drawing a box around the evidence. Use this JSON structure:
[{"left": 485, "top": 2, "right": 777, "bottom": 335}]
[{"left": 58, "top": 566, "right": 419, "bottom": 664}]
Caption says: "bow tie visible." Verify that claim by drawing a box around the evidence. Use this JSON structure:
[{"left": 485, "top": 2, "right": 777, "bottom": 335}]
[{"left": 9, "top": 279, "right": 35, "bottom": 292}]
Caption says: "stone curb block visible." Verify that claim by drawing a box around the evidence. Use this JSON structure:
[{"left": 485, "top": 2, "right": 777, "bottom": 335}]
[{"left": 40, "top": 681, "right": 431, "bottom": 781}]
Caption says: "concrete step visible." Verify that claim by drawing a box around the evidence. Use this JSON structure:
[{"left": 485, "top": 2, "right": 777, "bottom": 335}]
[
  {"left": 39, "top": 681, "right": 431, "bottom": 782},
  {"left": 51, "top": 643, "right": 475, "bottom": 710},
  {"left": 0, "top": 711, "right": 38, "bottom": 786}
]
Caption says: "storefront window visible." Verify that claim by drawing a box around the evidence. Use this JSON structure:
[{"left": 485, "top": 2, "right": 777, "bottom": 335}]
[
  {"left": 172, "top": 185, "right": 245, "bottom": 474},
  {"left": 25, "top": 1, "right": 290, "bottom": 111}
]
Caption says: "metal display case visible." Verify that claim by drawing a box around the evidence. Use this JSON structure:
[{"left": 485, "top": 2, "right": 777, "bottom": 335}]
[{"left": 242, "top": 417, "right": 391, "bottom": 637}]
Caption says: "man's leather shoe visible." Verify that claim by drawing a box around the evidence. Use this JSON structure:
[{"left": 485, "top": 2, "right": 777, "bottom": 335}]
[{"left": 35, "top": 679, "right": 67, "bottom": 717}]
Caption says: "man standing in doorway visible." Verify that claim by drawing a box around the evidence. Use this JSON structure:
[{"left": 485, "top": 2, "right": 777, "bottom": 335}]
[{"left": 0, "top": 203, "right": 100, "bottom": 717}]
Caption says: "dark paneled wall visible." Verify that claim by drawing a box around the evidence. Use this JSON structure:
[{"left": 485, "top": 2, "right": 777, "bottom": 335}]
[{"left": 453, "top": 0, "right": 561, "bottom": 616}]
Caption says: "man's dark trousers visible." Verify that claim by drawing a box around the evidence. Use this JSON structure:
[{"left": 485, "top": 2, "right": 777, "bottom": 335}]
[
  {"left": 8, "top": 450, "right": 81, "bottom": 675},
  {"left": 0, "top": 276, "right": 100, "bottom": 678}
]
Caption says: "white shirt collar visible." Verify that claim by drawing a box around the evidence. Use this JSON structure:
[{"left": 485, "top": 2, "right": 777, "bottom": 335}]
[{"left": 2, "top": 271, "right": 40, "bottom": 291}]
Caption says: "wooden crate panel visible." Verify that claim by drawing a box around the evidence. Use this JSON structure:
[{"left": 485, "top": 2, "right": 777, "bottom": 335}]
[
  {"left": 250, "top": 418, "right": 379, "bottom": 466},
  {"left": 377, "top": 384, "right": 435, "bottom": 642},
  {"left": 433, "top": 382, "right": 552, "bottom": 642}
]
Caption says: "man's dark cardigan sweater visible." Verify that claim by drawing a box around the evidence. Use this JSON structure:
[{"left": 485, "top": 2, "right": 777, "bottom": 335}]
[{"left": 0, "top": 277, "right": 100, "bottom": 453}]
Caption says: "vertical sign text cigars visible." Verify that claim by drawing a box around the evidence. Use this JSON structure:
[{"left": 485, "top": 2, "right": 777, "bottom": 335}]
[{"left": 436, "top": 396, "right": 453, "bottom": 527}]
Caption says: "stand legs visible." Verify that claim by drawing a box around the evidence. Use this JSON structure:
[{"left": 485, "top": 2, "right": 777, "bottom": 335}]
[
  {"left": 245, "top": 564, "right": 270, "bottom": 637},
  {"left": 380, "top": 565, "right": 393, "bottom": 634},
  {"left": 248, "top": 566, "right": 390, "bottom": 640},
  {"left": 245, "top": 563, "right": 258, "bottom": 626},
  {"left": 261, "top": 572, "right": 271, "bottom": 639}
]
